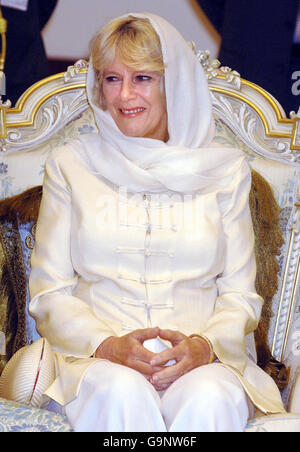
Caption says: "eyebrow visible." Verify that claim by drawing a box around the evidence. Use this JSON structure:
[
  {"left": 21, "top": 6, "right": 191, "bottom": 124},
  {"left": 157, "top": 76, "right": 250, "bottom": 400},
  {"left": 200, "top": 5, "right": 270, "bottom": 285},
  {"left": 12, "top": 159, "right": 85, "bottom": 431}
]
[{"left": 103, "top": 69, "right": 158, "bottom": 76}]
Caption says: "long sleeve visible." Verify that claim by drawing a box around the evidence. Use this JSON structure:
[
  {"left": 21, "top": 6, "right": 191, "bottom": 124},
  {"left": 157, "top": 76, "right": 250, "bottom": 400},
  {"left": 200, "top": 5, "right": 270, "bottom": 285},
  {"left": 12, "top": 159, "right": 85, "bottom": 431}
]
[
  {"left": 29, "top": 148, "right": 115, "bottom": 358},
  {"left": 201, "top": 158, "right": 263, "bottom": 375}
]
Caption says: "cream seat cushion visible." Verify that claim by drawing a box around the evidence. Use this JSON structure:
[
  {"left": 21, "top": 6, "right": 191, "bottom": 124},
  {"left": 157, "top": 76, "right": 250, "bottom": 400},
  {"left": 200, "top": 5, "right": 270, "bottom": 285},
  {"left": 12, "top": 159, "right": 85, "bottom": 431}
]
[{"left": 245, "top": 412, "right": 300, "bottom": 432}]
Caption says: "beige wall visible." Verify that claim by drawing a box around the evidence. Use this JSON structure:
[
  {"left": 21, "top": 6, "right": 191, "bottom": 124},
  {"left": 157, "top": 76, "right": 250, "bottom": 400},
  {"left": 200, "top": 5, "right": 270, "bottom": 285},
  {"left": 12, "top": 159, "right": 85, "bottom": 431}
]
[{"left": 42, "top": 0, "right": 220, "bottom": 61}]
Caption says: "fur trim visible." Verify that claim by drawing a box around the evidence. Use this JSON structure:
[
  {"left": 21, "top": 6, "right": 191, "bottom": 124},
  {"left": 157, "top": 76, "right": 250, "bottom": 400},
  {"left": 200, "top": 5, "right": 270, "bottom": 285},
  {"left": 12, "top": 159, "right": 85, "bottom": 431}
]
[
  {"left": 0, "top": 186, "right": 42, "bottom": 224},
  {"left": 250, "top": 170, "right": 289, "bottom": 391}
]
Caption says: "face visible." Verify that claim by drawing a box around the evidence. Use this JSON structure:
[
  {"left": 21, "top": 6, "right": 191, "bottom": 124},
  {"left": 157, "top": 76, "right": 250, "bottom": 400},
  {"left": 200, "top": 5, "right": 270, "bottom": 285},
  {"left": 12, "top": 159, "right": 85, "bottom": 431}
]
[{"left": 102, "top": 59, "right": 168, "bottom": 142}]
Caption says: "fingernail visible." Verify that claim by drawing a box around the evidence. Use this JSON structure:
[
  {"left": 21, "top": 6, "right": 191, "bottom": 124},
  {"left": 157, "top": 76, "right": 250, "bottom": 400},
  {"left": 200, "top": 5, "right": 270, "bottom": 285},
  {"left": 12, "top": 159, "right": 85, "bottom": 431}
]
[{"left": 150, "top": 359, "right": 156, "bottom": 366}]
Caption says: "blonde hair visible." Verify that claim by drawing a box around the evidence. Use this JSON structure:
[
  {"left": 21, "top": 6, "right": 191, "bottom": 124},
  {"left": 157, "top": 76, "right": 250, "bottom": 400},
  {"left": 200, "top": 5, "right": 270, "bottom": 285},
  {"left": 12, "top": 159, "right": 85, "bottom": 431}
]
[{"left": 90, "top": 16, "right": 165, "bottom": 109}]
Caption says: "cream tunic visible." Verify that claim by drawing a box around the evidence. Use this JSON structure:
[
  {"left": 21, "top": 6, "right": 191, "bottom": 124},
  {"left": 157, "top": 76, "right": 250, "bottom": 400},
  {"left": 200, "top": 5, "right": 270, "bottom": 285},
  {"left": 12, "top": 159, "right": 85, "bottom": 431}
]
[{"left": 29, "top": 140, "right": 285, "bottom": 414}]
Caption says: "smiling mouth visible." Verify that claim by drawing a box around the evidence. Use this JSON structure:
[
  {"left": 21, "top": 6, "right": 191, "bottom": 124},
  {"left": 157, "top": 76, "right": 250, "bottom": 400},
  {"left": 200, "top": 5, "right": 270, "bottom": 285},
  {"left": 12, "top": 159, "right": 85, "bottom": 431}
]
[{"left": 120, "top": 107, "right": 146, "bottom": 116}]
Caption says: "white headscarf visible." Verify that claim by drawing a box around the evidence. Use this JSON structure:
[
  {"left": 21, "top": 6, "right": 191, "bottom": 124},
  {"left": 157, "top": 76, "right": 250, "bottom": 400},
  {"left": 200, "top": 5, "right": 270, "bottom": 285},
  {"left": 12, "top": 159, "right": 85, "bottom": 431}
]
[{"left": 78, "top": 12, "right": 244, "bottom": 193}]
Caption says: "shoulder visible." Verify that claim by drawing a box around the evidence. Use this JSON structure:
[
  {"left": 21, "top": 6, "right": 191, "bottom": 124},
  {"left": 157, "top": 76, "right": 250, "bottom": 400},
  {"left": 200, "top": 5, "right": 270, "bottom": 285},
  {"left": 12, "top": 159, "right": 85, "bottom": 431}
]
[
  {"left": 46, "top": 138, "right": 81, "bottom": 163},
  {"left": 43, "top": 139, "right": 90, "bottom": 190},
  {"left": 207, "top": 147, "right": 251, "bottom": 213},
  {"left": 45, "top": 137, "right": 93, "bottom": 172},
  {"left": 203, "top": 143, "right": 250, "bottom": 183},
  {"left": 219, "top": 147, "right": 251, "bottom": 190}
]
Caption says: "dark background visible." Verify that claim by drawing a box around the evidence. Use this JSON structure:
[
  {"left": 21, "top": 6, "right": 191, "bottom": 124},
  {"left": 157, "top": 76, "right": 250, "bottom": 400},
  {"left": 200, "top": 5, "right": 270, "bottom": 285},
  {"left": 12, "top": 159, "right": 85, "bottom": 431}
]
[
  {"left": 1, "top": 0, "right": 300, "bottom": 116},
  {"left": 196, "top": 0, "right": 300, "bottom": 115}
]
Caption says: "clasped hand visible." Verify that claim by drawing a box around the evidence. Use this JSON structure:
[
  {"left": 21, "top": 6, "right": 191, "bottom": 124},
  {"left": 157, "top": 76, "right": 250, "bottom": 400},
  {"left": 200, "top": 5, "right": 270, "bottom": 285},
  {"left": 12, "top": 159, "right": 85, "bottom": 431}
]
[{"left": 95, "top": 327, "right": 211, "bottom": 391}]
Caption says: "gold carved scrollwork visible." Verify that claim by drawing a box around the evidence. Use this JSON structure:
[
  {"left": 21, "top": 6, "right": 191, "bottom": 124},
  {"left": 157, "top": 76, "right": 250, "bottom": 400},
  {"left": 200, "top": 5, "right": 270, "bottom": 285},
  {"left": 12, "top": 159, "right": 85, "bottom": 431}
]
[{"left": 0, "top": 8, "right": 7, "bottom": 72}]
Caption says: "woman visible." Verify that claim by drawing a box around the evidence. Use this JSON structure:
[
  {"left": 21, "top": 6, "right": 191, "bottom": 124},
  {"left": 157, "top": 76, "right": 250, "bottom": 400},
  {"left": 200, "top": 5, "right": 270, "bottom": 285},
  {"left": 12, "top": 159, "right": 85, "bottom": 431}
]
[{"left": 29, "top": 13, "right": 285, "bottom": 432}]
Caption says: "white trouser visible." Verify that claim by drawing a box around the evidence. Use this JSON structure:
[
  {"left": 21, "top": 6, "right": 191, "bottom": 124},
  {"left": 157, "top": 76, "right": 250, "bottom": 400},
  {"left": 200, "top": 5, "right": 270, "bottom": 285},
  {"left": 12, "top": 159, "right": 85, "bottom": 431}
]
[{"left": 63, "top": 360, "right": 251, "bottom": 432}]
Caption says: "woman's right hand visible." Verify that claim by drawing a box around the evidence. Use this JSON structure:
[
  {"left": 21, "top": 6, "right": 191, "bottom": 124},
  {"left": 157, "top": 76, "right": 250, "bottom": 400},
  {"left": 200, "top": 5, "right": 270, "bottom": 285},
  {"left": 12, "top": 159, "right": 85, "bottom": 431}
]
[{"left": 94, "top": 327, "right": 163, "bottom": 379}]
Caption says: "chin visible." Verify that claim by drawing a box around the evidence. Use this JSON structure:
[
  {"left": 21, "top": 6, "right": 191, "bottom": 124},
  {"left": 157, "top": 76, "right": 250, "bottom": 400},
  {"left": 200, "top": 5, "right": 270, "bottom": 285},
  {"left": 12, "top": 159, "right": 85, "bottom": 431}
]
[{"left": 119, "top": 127, "right": 143, "bottom": 138}]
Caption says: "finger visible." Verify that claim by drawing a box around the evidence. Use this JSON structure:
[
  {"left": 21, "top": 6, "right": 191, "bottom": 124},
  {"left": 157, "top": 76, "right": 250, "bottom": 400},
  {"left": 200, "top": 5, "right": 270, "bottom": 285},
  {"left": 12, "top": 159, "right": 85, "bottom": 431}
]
[
  {"left": 142, "top": 366, "right": 165, "bottom": 382},
  {"left": 135, "top": 355, "right": 165, "bottom": 374},
  {"left": 152, "top": 381, "right": 173, "bottom": 391},
  {"left": 134, "top": 342, "right": 161, "bottom": 365},
  {"left": 132, "top": 327, "right": 160, "bottom": 342},
  {"left": 150, "top": 348, "right": 177, "bottom": 367},
  {"left": 142, "top": 374, "right": 152, "bottom": 382},
  {"left": 125, "top": 330, "right": 159, "bottom": 362},
  {"left": 128, "top": 359, "right": 158, "bottom": 376},
  {"left": 127, "top": 349, "right": 165, "bottom": 375},
  {"left": 152, "top": 372, "right": 178, "bottom": 386},
  {"left": 151, "top": 361, "right": 187, "bottom": 384},
  {"left": 158, "top": 329, "right": 186, "bottom": 345}
]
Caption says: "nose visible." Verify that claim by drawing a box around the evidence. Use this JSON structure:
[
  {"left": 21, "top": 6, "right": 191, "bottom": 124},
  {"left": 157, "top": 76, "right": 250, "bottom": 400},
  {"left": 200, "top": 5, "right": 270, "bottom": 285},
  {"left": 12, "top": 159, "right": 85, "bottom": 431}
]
[{"left": 120, "top": 78, "right": 136, "bottom": 102}]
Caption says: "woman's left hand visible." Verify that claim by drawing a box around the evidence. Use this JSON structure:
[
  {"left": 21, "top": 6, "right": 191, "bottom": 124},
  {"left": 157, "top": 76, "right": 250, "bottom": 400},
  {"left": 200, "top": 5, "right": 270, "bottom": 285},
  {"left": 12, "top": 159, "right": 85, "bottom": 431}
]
[{"left": 149, "top": 329, "right": 211, "bottom": 391}]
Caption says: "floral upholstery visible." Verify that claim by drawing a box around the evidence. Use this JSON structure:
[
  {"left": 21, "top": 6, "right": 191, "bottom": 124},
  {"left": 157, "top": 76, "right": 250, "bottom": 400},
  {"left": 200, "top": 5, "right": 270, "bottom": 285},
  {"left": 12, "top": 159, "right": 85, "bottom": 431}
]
[
  {"left": 0, "top": 109, "right": 97, "bottom": 200},
  {"left": 0, "top": 397, "right": 72, "bottom": 432}
]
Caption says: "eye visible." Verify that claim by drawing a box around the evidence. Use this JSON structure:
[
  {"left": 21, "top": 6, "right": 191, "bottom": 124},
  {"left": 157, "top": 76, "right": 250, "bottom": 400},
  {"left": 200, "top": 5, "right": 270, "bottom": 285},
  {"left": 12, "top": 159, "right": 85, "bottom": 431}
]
[
  {"left": 104, "top": 76, "right": 119, "bottom": 83},
  {"left": 135, "top": 75, "right": 152, "bottom": 82}
]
